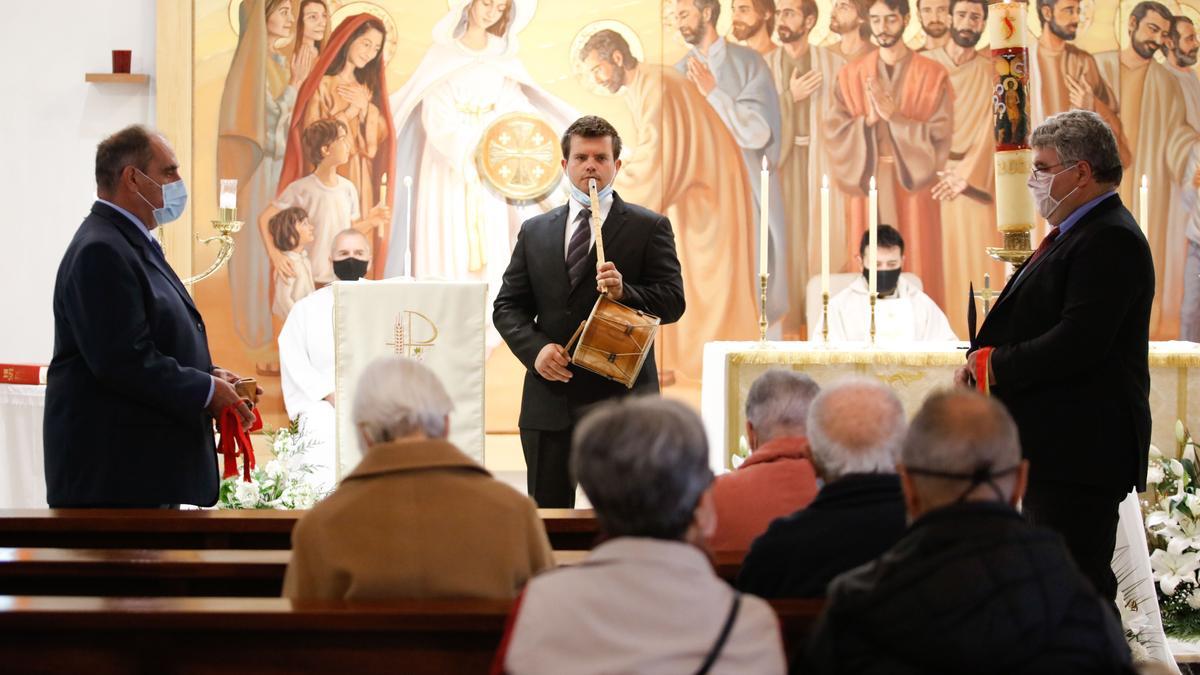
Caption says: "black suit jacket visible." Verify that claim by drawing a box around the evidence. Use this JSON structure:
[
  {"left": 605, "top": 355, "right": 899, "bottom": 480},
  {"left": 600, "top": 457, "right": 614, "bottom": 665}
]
[
  {"left": 493, "top": 193, "right": 685, "bottom": 431},
  {"left": 44, "top": 202, "right": 218, "bottom": 507},
  {"left": 976, "top": 194, "right": 1153, "bottom": 495}
]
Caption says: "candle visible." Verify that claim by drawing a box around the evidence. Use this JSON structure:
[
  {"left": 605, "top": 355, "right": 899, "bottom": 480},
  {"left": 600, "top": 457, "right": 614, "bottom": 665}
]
[
  {"left": 1140, "top": 174, "right": 1149, "bottom": 237},
  {"left": 868, "top": 176, "right": 878, "bottom": 296},
  {"left": 759, "top": 156, "right": 769, "bottom": 277},
  {"left": 820, "top": 174, "right": 830, "bottom": 295},
  {"left": 379, "top": 173, "right": 388, "bottom": 205},
  {"left": 403, "top": 175, "right": 414, "bottom": 277},
  {"left": 219, "top": 179, "right": 237, "bottom": 210}
]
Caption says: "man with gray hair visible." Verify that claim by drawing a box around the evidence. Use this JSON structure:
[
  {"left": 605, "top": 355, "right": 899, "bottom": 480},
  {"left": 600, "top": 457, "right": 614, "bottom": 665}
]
[
  {"left": 806, "top": 390, "right": 1132, "bottom": 673},
  {"left": 963, "top": 109, "right": 1152, "bottom": 602},
  {"left": 283, "top": 356, "right": 553, "bottom": 600},
  {"left": 736, "top": 378, "right": 907, "bottom": 598},
  {"left": 497, "top": 398, "right": 785, "bottom": 674},
  {"left": 709, "top": 369, "right": 820, "bottom": 552}
]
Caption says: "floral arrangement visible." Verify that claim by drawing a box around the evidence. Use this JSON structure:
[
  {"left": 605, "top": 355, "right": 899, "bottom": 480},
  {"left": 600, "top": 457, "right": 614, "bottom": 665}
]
[
  {"left": 1143, "top": 420, "right": 1200, "bottom": 636},
  {"left": 218, "top": 419, "right": 332, "bottom": 510}
]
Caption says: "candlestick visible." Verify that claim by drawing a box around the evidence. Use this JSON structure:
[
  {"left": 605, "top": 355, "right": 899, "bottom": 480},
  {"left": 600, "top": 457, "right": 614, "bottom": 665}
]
[
  {"left": 403, "top": 175, "right": 413, "bottom": 277},
  {"left": 1139, "top": 174, "right": 1149, "bottom": 237},
  {"left": 868, "top": 176, "right": 878, "bottom": 297},
  {"left": 759, "top": 273, "right": 769, "bottom": 342},
  {"left": 821, "top": 291, "right": 829, "bottom": 343},
  {"left": 759, "top": 156, "right": 769, "bottom": 277},
  {"left": 870, "top": 292, "right": 877, "bottom": 345},
  {"left": 821, "top": 174, "right": 830, "bottom": 297}
]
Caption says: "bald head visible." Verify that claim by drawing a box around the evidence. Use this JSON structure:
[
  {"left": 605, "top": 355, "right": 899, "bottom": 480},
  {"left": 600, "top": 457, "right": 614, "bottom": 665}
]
[
  {"left": 330, "top": 229, "right": 372, "bottom": 281},
  {"left": 807, "top": 378, "right": 906, "bottom": 482},
  {"left": 900, "top": 390, "right": 1027, "bottom": 517}
]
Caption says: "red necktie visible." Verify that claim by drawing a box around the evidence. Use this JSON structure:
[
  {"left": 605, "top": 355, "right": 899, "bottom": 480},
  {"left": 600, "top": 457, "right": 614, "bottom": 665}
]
[{"left": 1024, "top": 226, "right": 1061, "bottom": 268}]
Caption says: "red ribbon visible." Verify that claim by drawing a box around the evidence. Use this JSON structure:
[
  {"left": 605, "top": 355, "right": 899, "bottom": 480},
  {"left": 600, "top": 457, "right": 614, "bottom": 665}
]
[
  {"left": 973, "top": 346, "right": 994, "bottom": 396},
  {"left": 217, "top": 405, "right": 262, "bottom": 482}
]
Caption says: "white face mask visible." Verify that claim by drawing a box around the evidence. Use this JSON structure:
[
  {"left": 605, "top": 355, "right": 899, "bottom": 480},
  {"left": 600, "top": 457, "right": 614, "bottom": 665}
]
[
  {"left": 570, "top": 176, "right": 615, "bottom": 206},
  {"left": 1027, "top": 162, "right": 1079, "bottom": 221},
  {"left": 135, "top": 169, "right": 188, "bottom": 226}
]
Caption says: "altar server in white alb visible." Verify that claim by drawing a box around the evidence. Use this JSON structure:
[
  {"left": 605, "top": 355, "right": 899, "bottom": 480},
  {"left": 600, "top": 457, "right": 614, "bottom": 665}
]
[
  {"left": 817, "top": 225, "right": 958, "bottom": 342},
  {"left": 278, "top": 228, "right": 374, "bottom": 488}
]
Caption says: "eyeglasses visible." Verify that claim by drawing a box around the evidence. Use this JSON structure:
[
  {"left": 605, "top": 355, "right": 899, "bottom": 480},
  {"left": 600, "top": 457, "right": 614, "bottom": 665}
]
[{"left": 1030, "top": 162, "right": 1078, "bottom": 180}]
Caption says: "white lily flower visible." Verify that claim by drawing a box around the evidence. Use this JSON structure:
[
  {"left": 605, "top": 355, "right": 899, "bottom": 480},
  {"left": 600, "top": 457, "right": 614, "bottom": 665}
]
[
  {"left": 1150, "top": 445, "right": 1164, "bottom": 460},
  {"left": 1151, "top": 547, "right": 1200, "bottom": 596},
  {"left": 1179, "top": 420, "right": 1188, "bottom": 446},
  {"left": 1186, "top": 442, "right": 1199, "bottom": 467}
]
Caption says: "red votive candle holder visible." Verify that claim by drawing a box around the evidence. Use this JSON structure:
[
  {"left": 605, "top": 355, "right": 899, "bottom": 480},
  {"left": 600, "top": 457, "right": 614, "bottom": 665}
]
[{"left": 112, "top": 50, "right": 132, "bottom": 74}]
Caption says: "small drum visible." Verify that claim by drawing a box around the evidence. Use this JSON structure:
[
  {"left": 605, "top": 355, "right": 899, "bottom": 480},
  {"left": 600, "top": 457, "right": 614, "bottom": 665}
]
[{"left": 567, "top": 295, "right": 660, "bottom": 388}]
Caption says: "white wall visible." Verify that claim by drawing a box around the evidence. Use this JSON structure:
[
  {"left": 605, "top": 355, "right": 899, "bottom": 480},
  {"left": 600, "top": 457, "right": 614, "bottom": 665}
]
[{"left": 0, "top": 0, "right": 156, "bottom": 363}]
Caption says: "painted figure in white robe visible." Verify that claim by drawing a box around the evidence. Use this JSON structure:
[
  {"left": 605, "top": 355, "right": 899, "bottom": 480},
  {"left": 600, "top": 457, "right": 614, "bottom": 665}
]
[
  {"left": 1165, "top": 14, "right": 1200, "bottom": 342},
  {"left": 674, "top": 0, "right": 789, "bottom": 324},
  {"left": 217, "top": 0, "right": 315, "bottom": 370},
  {"left": 385, "top": 0, "right": 576, "bottom": 348},
  {"left": 1096, "top": 1, "right": 1200, "bottom": 339},
  {"left": 815, "top": 225, "right": 957, "bottom": 342},
  {"left": 278, "top": 229, "right": 373, "bottom": 489},
  {"left": 766, "top": 0, "right": 846, "bottom": 337}
]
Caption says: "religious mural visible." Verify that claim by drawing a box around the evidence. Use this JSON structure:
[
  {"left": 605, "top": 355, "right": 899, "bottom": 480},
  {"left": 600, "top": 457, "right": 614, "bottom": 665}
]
[{"left": 191, "top": 0, "right": 1198, "bottom": 425}]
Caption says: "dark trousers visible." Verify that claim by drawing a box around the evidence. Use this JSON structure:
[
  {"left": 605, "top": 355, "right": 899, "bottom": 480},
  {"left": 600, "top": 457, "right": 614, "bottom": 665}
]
[
  {"left": 1023, "top": 481, "right": 1123, "bottom": 602},
  {"left": 519, "top": 428, "right": 576, "bottom": 508}
]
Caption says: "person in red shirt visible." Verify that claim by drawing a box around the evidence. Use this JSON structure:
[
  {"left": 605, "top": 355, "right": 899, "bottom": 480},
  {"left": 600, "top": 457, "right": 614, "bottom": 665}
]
[{"left": 708, "top": 369, "right": 821, "bottom": 552}]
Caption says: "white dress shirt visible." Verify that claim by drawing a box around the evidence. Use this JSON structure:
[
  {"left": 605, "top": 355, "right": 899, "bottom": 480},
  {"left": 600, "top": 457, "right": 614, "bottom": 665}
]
[{"left": 564, "top": 191, "right": 614, "bottom": 259}]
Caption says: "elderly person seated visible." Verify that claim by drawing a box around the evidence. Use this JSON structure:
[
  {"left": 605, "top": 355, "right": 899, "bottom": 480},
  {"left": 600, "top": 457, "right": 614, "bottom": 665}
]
[
  {"left": 494, "top": 398, "right": 785, "bottom": 675},
  {"left": 283, "top": 356, "right": 554, "bottom": 600},
  {"left": 806, "top": 390, "right": 1132, "bottom": 674},
  {"left": 709, "top": 369, "right": 821, "bottom": 552},
  {"left": 736, "top": 378, "right": 908, "bottom": 598}
]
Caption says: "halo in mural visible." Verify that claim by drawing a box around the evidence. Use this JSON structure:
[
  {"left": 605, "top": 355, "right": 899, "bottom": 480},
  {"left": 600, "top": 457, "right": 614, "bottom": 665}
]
[
  {"left": 570, "top": 20, "right": 646, "bottom": 97},
  {"left": 1112, "top": 0, "right": 1178, "bottom": 54},
  {"left": 1027, "top": 0, "right": 1095, "bottom": 39},
  {"left": 329, "top": 2, "right": 399, "bottom": 65}
]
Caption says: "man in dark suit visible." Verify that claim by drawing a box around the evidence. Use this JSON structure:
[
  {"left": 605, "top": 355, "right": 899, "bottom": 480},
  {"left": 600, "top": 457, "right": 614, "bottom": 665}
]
[
  {"left": 958, "top": 109, "right": 1153, "bottom": 602},
  {"left": 45, "top": 125, "right": 256, "bottom": 508},
  {"left": 494, "top": 116, "right": 686, "bottom": 507}
]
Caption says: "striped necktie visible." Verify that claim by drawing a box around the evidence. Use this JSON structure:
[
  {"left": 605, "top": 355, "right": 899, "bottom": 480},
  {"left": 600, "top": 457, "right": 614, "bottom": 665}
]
[{"left": 566, "top": 209, "right": 593, "bottom": 288}]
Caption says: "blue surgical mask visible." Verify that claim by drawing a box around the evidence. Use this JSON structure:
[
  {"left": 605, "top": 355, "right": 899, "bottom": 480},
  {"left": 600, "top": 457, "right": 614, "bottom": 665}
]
[
  {"left": 570, "top": 177, "right": 615, "bottom": 207},
  {"left": 135, "top": 169, "right": 188, "bottom": 226}
]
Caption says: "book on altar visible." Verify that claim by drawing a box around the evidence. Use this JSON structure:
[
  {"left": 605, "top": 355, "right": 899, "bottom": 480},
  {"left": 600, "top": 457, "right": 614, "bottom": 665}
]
[
  {"left": 0, "top": 364, "right": 47, "bottom": 385},
  {"left": 333, "top": 279, "right": 487, "bottom": 477}
]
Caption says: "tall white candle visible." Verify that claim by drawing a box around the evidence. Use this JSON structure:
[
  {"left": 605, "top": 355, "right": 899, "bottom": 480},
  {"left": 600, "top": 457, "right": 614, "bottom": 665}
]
[
  {"left": 403, "top": 175, "right": 414, "bottom": 276},
  {"left": 759, "top": 156, "right": 769, "bottom": 277},
  {"left": 821, "top": 174, "right": 830, "bottom": 295},
  {"left": 868, "top": 176, "right": 878, "bottom": 296},
  {"left": 1139, "top": 174, "right": 1149, "bottom": 237},
  {"left": 379, "top": 173, "right": 389, "bottom": 205}
]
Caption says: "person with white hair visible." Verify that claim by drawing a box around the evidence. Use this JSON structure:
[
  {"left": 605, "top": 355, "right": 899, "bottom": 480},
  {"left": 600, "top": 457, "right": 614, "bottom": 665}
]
[
  {"left": 806, "top": 389, "right": 1132, "bottom": 674},
  {"left": 495, "top": 398, "right": 785, "bottom": 675},
  {"left": 708, "top": 369, "right": 821, "bottom": 552},
  {"left": 735, "top": 378, "right": 908, "bottom": 598},
  {"left": 282, "top": 356, "right": 553, "bottom": 600}
]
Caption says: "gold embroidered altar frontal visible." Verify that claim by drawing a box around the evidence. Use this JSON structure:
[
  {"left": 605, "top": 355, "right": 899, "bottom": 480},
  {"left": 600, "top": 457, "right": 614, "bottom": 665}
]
[{"left": 700, "top": 342, "right": 1200, "bottom": 471}]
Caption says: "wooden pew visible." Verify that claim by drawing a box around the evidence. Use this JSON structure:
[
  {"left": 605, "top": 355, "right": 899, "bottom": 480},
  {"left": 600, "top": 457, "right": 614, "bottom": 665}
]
[
  {"left": 0, "top": 595, "right": 823, "bottom": 675},
  {"left": 0, "top": 508, "right": 600, "bottom": 550},
  {"left": 0, "top": 548, "right": 748, "bottom": 597}
]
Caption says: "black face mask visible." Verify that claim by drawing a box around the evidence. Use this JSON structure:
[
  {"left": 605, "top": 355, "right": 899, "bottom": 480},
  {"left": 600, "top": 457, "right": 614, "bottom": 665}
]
[
  {"left": 862, "top": 267, "right": 902, "bottom": 295},
  {"left": 332, "top": 257, "right": 369, "bottom": 281}
]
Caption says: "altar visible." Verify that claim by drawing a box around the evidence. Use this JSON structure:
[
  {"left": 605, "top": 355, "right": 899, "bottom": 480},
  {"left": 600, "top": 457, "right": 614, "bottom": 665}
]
[{"left": 700, "top": 341, "right": 1200, "bottom": 472}]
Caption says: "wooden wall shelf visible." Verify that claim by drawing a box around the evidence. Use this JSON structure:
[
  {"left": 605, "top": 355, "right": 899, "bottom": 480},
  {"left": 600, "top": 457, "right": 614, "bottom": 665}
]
[{"left": 85, "top": 73, "right": 149, "bottom": 85}]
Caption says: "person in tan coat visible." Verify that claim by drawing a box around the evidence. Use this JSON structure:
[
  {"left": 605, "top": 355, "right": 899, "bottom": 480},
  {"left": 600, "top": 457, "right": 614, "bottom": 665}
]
[{"left": 282, "top": 356, "right": 554, "bottom": 600}]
